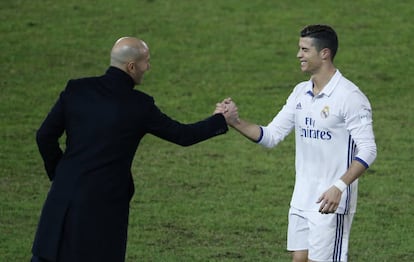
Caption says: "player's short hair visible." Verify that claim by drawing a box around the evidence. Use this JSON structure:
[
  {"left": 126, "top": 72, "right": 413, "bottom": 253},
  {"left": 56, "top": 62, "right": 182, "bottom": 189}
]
[{"left": 300, "top": 24, "right": 338, "bottom": 60}]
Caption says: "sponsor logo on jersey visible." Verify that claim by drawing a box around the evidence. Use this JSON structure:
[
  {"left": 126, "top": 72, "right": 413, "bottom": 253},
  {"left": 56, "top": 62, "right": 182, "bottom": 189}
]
[
  {"left": 300, "top": 117, "right": 332, "bottom": 140},
  {"left": 296, "top": 102, "right": 302, "bottom": 110}
]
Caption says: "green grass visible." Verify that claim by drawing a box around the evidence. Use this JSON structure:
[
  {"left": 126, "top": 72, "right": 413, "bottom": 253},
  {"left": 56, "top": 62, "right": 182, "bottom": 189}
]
[{"left": 1, "top": 0, "right": 413, "bottom": 261}]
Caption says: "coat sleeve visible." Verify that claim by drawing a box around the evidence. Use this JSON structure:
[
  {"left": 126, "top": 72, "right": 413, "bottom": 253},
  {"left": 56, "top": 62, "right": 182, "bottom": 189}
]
[
  {"left": 144, "top": 100, "right": 228, "bottom": 146},
  {"left": 36, "top": 90, "right": 66, "bottom": 180}
]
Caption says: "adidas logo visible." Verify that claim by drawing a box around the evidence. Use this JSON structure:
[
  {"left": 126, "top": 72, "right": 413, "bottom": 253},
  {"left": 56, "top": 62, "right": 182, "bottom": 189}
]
[{"left": 296, "top": 103, "right": 302, "bottom": 110}]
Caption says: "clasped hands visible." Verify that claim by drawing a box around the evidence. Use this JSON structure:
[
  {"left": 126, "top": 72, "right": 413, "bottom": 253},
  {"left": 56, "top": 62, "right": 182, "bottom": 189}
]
[{"left": 214, "top": 97, "right": 240, "bottom": 126}]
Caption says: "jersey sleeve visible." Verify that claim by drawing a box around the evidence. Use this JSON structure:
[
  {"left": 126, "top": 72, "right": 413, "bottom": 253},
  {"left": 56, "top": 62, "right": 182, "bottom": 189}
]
[
  {"left": 344, "top": 90, "right": 377, "bottom": 167},
  {"left": 258, "top": 88, "right": 297, "bottom": 148}
]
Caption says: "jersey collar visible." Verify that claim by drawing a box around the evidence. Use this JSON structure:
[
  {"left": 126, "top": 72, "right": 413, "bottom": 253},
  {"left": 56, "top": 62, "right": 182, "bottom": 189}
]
[{"left": 305, "top": 70, "right": 342, "bottom": 97}]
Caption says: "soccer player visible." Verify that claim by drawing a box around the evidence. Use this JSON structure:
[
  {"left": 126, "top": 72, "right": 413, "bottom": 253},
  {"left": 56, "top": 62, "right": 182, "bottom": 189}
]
[{"left": 220, "top": 25, "right": 377, "bottom": 261}]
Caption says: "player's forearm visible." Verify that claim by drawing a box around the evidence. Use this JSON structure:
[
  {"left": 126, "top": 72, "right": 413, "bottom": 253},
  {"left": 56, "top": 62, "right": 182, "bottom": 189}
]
[
  {"left": 340, "top": 160, "right": 367, "bottom": 186},
  {"left": 230, "top": 118, "right": 262, "bottom": 142}
]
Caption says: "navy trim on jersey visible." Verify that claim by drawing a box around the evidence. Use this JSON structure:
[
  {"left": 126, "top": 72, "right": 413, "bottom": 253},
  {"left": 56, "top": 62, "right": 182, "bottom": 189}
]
[
  {"left": 354, "top": 157, "right": 369, "bottom": 168},
  {"left": 256, "top": 126, "right": 264, "bottom": 143},
  {"left": 344, "top": 136, "right": 356, "bottom": 214},
  {"left": 347, "top": 136, "right": 356, "bottom": 169},
  {"left": 333, "top": 214, "right": 345, "bottom": 261}
]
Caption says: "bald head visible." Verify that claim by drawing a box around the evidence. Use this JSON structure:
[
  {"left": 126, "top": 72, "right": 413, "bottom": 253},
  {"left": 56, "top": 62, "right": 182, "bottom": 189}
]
[{"left": 110, "top": 37, "right": 149, "bottom": 70}]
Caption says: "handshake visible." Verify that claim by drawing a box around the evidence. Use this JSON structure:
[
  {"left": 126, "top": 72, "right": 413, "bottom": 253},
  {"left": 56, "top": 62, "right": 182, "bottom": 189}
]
[{"left": 214, "top": 97, "right": 240, "bottom": 126}]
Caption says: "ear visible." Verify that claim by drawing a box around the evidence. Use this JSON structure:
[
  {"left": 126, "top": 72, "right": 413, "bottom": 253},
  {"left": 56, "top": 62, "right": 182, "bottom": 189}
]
[
  {"left": 126, "top": 61, "right": 135, "bottom": 72},
  {"left": 320, "top": 48, "right": 331, "bottom": 60}
]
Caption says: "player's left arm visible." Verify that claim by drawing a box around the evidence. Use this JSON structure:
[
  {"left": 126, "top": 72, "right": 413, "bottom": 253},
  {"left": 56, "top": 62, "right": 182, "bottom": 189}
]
[
  {"left": 318, "top": 89, "right": 377, "bottom": 214},
  {"left": 343, "top": 89, "right": 377, "bottom": 176}
]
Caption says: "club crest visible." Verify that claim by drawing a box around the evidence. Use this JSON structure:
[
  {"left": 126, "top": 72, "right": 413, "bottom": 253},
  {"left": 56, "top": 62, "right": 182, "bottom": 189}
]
[{"left": 320, "top": 106, "right": 329, "bottom": 119}]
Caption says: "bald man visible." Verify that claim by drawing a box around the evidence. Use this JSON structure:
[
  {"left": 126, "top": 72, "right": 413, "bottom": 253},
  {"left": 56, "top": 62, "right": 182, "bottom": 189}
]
[{"left": 31, "top": 37, "right": 238, "bottom": 262}]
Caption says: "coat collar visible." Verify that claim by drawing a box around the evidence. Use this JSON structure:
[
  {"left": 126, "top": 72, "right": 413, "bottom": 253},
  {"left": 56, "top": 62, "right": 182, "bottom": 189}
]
[{"left": 104, "top": 66, "right": 135, "bottom": 90}]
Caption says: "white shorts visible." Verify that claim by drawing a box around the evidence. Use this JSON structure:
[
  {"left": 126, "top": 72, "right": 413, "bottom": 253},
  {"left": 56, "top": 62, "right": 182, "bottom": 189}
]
[{"left": 287, "top": 207, "right": 354, "bottom": 262}]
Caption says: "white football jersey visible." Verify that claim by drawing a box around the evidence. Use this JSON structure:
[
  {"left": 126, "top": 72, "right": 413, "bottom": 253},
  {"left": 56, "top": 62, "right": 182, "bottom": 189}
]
[{"left": 258, "top": 70, "right": 376, "bottom": 213}]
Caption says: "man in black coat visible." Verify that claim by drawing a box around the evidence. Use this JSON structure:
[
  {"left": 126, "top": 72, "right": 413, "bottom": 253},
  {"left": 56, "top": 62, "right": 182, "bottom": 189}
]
[{"left": 31, "top": 37, "right": 238, "bottom": 262}]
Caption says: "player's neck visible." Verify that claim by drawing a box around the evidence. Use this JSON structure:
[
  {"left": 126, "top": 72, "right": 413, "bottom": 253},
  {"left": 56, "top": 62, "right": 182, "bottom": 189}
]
[{"left": 311, "top": 66, "right": 336, "bottom": 95}]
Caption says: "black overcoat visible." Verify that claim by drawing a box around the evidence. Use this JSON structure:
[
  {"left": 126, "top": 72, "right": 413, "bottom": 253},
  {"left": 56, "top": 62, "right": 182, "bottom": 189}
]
[{"left": 32, "top": 67, "right": 228, "bottom": 261}]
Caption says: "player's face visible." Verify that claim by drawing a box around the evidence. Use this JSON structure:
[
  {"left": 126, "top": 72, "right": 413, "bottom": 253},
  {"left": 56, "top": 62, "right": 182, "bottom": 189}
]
[{"left": 297, "top": 37, "right": 323, "bottom": 75}]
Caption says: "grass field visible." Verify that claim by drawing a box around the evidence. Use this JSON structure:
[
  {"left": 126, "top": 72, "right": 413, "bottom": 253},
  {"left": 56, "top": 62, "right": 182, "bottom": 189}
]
[{"left": 1, "top": 0, "right": 413, "bottom": 261}]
